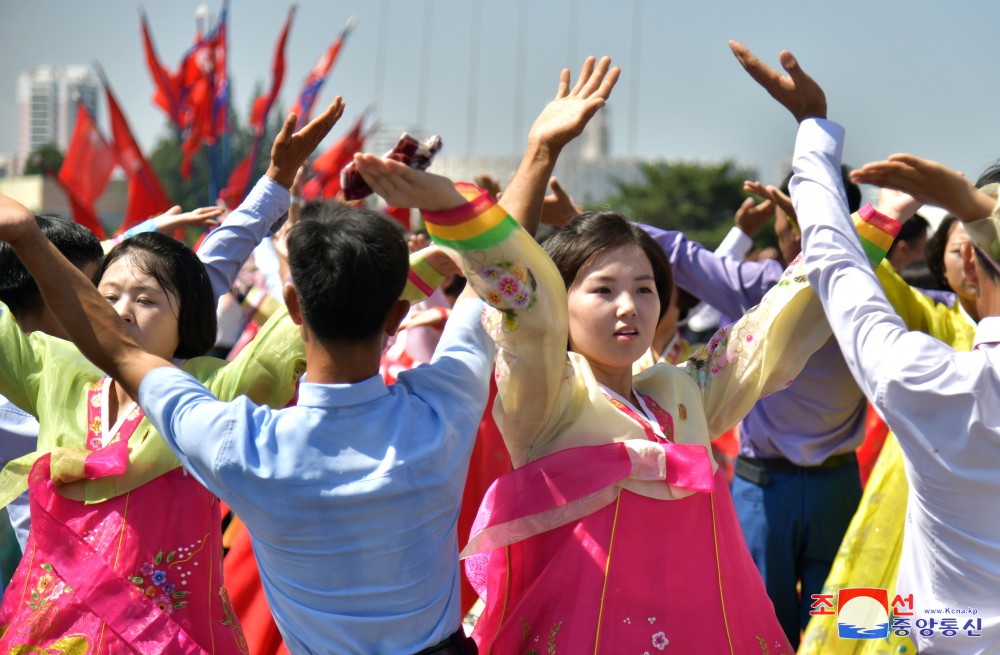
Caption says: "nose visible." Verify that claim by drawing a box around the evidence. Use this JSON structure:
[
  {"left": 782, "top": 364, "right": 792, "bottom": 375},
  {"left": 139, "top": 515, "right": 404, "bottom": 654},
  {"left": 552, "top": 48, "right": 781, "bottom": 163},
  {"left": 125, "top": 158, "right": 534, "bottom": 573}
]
[
  {"left": 616, "top": 291, "right": 638, "bottom": 318},
  {"left": 114, "top": 298, "right": 136, "bottom": 324}
]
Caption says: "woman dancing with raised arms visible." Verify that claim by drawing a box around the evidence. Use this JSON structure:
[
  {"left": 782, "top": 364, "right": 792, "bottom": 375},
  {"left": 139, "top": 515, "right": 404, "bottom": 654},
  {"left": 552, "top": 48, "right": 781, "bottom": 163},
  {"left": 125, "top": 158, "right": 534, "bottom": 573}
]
[{"left": 354, "top": 56, "right": 902, "bottom": 654}]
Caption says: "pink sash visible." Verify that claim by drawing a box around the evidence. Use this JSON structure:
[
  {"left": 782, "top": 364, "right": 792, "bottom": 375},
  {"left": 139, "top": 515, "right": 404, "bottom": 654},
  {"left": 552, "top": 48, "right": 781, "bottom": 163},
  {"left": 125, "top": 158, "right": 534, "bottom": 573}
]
[
  {"left": 0, "top": 379, "right": 247, "bottom": 655},
  {"left": 465, "top": 396, "right": 792, "bottom": 654}
]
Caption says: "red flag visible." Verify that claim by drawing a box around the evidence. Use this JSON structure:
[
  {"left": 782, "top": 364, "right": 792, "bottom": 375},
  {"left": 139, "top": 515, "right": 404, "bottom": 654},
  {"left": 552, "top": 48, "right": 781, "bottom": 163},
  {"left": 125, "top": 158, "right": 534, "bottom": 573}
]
[
  {"left": 141, "top": 9, "right": 182, "bottom": 129},
  {"left": 104, "top": 78, "right": 173, "bottom": 231},
  {"left": 302, "top": 114, "right": 366, "bottom": 200},
  {"left": 50, "top": 174, "right": 107, "bottom": 240},
  {"left": 249, "top": 6, "right": 296, "bottom": 135},
  {"left": 59, "top": 103, "right": 116, "bottom": 206},
  {"left": 290, "top": 17, "right": 355, "bottom": 129},
  {"left": 219, "top": 147, "right": 256, "bottom": 209},
  {"left": 179, "top": 8, "right": 228, "bottom": 178}
]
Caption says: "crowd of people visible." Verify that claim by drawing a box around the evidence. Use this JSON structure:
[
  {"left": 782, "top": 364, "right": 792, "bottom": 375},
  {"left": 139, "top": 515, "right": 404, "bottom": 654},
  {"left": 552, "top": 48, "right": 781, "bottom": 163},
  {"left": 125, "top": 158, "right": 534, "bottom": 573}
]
[{"left": 0, "top": 39, "right": 997, "bottom": 655}]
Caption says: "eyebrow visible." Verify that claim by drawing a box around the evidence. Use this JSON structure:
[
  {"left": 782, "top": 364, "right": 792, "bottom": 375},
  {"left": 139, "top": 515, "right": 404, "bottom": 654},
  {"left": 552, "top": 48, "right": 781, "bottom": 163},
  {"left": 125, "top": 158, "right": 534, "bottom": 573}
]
[{"left": 589, "top": 274, "right": 655, "bottom": 283}]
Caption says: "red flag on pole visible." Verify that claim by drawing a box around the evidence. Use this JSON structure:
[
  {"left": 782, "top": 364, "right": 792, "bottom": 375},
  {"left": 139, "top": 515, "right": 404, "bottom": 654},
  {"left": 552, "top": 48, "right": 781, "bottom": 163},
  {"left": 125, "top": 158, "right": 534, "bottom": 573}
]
[
  {"left": 103, "top": 75, "right": 173, "bottom": 232},
  {"left": 301, "top": 113, "right": 367, "bottom": 200},
  {"left": 290, "top": 16, "right": 355, "bottom": 130},
  {"left": 249, "top": 5, "right": 296, "bottom": 135},
  {"left": 56, "top": 102, "right": 117, "bottom": 238},
  {"left": 141, "top": 8, "right": 182, "bottom": 130}
]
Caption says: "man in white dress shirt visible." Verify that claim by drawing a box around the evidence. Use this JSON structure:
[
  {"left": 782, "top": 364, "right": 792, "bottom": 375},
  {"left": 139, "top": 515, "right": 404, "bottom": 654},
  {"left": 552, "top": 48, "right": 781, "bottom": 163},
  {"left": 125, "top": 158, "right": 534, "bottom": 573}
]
[{"left": 731, "top": 40, "right": 1000, "bottom": 653}]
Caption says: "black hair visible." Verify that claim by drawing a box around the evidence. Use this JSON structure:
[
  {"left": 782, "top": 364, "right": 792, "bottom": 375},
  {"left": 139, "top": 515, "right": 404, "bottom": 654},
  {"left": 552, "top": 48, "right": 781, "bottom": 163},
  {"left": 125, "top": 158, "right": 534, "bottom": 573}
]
[
  {"left": 887, "top": 213, "right": 930, "bottom": 258},
  {"left": 100, "top": 232, "right": 216, "bottom": 359},
  {"left": 925, "top": 215, "right": 960, "bottom": 291},
  {"left": 975, "top": 163, "right": 1000, "bottom": 188},
  {"left": 0, "top": 214, "right": 103, "bottom": 319},
  {"left": 542, "top": 210, "right": 673, "bottom": 320},
  {"left": 287, "top": 203, "right": 409, "bottom": 342},
  {"left": 781, "top": 164, "right": 862, "bottom": 214}
]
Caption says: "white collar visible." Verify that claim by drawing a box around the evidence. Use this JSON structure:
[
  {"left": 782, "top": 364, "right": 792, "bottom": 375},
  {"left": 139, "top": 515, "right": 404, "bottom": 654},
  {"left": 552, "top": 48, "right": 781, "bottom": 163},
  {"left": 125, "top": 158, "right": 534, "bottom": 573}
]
[
  {"left": 600, "top": 384, "right": 667, "bottom": 440},
  {"left": 973, "top": 316, "right": 1000, "bottom": 350}
]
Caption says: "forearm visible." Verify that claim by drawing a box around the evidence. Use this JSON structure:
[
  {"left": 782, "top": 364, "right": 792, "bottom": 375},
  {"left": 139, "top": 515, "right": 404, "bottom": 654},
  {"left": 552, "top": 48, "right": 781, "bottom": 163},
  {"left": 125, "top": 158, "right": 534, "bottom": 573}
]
[
  {"left": 499, "top": 140, "right": 560, "bottom": 236},
  {"left": 199, "top": 176, "right": 290, "bottom": 300},
  {"left": 8, "top": 228, "right": 169, "bottom": 398}
]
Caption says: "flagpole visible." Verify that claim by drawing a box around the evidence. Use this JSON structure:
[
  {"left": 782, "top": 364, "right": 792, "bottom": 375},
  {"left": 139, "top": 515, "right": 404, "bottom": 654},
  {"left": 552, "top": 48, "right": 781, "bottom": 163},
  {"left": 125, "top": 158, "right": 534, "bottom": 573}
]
[
  {"left": 511, "top": 0, "right": 527, "bottom": 157},
  {"left": 374, "top": 0, "right": 389, "bottom": 115},
  {"left": 416, "top": 0, "right": 433, "bottom": 130},
  {"left": 466, "top": 0, "right": 481, "bottom": 157}
]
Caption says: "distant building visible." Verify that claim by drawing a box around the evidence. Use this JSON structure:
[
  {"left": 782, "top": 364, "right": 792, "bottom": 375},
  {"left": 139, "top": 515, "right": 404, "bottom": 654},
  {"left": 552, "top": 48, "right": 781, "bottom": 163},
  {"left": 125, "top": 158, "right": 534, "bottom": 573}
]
[
  {"left": 14, "top": 65, "right": 99, "bottom": 175},
  {"left": 0, "top": 175, "right": 127, "bottom": 233}
]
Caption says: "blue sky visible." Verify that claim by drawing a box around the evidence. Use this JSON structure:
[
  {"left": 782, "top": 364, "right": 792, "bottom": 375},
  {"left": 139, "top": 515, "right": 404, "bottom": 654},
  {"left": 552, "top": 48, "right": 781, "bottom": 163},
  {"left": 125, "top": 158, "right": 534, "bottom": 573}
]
[{"left": 3, "top": 0, "right": 1000, "bottom": 187}]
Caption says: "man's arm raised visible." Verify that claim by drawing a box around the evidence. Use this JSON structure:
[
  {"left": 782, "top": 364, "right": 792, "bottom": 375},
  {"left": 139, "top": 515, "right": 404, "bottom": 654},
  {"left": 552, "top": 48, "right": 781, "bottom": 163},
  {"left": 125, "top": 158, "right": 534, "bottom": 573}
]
[{"left": 0, "top": 196, "right": 166, "bottom": 400}]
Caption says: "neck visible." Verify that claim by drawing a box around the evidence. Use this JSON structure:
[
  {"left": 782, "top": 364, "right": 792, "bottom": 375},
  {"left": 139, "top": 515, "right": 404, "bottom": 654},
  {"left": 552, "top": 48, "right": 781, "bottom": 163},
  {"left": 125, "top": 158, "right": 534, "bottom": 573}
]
[
  {"left": 587, "top": 359, "right": 634, "bottom": 402},
  {"left": 961, "top": 295, "right": 981, "bottom": 322},
  {"left": 304, "top": 336, "right": 383, "bottom": 385},
  {"left": 108, "top": 378, "right": 135, "bottom": 422}
]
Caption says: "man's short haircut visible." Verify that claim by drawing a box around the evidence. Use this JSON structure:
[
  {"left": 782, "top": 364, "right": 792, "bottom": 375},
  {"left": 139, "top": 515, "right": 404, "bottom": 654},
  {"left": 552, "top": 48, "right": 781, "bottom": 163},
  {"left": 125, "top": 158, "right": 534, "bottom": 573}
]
[
  {"left": 101, "top": 232, "right": 217, "bottom": 359},
  {"left": 781, "top": 165, "right": 862, "bottom": 214},
  {"left": 975, "top": 163, "right": 1000, "bottom": 188},
  {"left": 974, "top": 245, "right": 1000, "bottom": 284},
  {"left": 287, "top": 203, "right": 409, "bottom": 342},
  {"left": 0, "top": 214, "right": 103, "bottom": 319}
]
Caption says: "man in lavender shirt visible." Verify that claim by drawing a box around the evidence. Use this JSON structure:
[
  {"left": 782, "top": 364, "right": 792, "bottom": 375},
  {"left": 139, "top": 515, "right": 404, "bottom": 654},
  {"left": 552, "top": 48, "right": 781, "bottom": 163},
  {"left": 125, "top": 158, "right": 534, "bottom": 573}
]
[{"left": 642, "top": 172, "right": 864, "bottom": 648}]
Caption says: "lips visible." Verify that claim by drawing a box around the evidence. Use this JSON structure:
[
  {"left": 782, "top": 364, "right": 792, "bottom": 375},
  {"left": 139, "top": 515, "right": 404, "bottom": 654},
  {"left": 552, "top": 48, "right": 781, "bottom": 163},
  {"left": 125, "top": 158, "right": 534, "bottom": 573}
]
[{"left": 614, "top": 326, "right": 639, "bottom": 340}]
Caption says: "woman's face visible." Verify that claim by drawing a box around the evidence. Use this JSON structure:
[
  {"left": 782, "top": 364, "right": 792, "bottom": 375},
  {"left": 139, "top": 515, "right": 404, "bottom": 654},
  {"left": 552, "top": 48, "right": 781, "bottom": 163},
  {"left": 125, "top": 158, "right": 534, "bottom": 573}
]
[
  {"left": 943, "top": 221, "right": 978, "bottom": 302},
  {"left": 567, "top": 243, "right": 661, "bottom": 375},
  {"left": 98, "top": 255, "right": 181, "bottom": 361}
]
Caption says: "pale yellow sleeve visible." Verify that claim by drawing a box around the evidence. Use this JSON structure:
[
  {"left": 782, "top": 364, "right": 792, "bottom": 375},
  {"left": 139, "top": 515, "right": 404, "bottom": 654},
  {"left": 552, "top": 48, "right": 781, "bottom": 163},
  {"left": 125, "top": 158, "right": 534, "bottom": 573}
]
[
  {"left": 679, "top": 257, "right": 832, "bottom": 437},
  {"left": 421, "top": 184, "right": 583, "bottom": 455}
]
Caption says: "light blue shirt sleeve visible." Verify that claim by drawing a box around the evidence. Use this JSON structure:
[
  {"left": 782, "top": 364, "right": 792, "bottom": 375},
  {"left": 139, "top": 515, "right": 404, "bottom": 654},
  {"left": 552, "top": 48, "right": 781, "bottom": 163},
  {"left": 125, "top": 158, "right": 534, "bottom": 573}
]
[{"left": 198, "top": 176, "right": 290, "bottom": 301}]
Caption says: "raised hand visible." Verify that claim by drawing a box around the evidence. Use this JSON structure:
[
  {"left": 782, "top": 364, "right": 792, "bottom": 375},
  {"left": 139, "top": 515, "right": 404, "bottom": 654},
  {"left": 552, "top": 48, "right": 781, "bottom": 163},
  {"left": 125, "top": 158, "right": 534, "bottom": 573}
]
[
  {"left": 540, "top": 177, "right": 584, "bottom": 227},
  {"left": 733, "top": 188, "right": 774, "bottom": 237},
  {"left": 473, "top": 174, "right": 503, "bottom": 201},
  {"left": 267, "top": 97, "right": 346, "bottom": 188},
  {"left": 744, "top": 180, "right": 796, "bottom": 223},
  {"left": 729, "top": 41, "right": 826, "bottom": 123},
  {"left": 353, "top": 153, "right": 465, "bottom": 212},
  {"left": 154, "top": 205, "right": 224, "bottom": 233},
  {"left": 851, "top": 154, "right": 995, "bottom": 222},
  {"left": 528, "top": 55, "right": 620, "bottom": 152},
  {"left": 0, "top": 194, "right": 41, "bottom": 245},
  {"left": 876, "top": 187, "right": 923, "bottom": 223}
]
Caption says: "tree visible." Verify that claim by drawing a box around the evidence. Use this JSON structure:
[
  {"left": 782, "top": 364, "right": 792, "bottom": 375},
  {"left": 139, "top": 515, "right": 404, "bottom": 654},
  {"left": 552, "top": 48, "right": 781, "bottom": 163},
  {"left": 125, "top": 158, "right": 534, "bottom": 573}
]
[
  {"left": 23, "top": 143, "right": 64, "bottom": 176},
  {"left": 604, "top": 160, "right": 760, "bottom": 249}
]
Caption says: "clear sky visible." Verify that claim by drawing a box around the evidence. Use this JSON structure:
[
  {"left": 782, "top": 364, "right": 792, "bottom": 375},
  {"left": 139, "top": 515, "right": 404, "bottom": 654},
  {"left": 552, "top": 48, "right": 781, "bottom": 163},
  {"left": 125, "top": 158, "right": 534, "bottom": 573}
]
[{"left": 3, "top": 0, "right": 1000, "bottom": 187}]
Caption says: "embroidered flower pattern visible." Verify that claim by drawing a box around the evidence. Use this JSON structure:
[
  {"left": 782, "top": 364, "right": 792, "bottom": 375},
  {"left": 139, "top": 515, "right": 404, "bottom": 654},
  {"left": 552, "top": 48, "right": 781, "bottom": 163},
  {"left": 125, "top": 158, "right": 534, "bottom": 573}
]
[
  {"left": 651, "top": 631, "right": 669, "bottom": 650},
  {"left": 129, "top": 543, "right": 203, "bottom": 614},
  {"left": 25, "top": 563, "right": 72, "bottom": 613},
  {"left": 476, "top": 259, "right": 538, "bottom": 332}
]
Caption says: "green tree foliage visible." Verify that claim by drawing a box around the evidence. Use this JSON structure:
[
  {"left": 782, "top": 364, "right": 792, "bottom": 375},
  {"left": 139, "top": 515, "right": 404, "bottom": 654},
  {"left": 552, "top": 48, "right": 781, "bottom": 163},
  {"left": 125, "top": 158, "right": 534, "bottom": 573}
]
[
  {"left": 603, "top": 160, "right": 758, "bottom": 250},
  {"left": 23, "top": 143, "right": 64, "bottom": 176}
]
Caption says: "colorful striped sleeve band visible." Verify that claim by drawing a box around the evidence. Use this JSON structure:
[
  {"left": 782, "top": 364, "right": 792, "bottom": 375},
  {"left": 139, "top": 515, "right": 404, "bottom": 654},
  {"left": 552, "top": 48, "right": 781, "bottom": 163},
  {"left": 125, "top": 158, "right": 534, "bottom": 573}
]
[
  {"left": 855, "top": 203, "right": 902, "bottom": 265},
  {"left": 421, "top": 183, "right": 520, "bottom": 251},
  {"left": 400, "top": 251, "right": 446, "bottom": 303}
]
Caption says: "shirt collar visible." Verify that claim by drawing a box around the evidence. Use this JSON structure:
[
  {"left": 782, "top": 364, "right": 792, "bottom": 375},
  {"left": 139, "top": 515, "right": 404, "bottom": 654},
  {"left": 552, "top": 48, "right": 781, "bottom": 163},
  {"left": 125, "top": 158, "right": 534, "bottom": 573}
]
[
  {"left": 296, "top": 374, "right": 390, "bottom": 408},
  {"left": 973, "top": 316, "right": 1000, "bottom": 350}
]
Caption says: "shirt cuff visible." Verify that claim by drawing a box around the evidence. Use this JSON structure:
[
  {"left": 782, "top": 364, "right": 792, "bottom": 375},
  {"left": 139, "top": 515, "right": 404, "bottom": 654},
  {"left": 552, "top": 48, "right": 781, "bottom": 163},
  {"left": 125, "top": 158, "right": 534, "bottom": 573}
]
[
  {"left": 854, "top": 204, "right": 902, "bottom": 265},
  {"left": 241, "top": 176, "right": 291, "bottom": 231},
  {"left": 716, "top": 226, "right": 753, "bottom": 259}
]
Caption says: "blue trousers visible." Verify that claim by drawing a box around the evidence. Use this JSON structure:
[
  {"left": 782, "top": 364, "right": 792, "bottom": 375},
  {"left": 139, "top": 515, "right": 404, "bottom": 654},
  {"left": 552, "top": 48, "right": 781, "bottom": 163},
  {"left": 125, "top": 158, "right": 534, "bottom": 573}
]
[{"left": 731, "top": 461, "right": 862, "bottom": 650}]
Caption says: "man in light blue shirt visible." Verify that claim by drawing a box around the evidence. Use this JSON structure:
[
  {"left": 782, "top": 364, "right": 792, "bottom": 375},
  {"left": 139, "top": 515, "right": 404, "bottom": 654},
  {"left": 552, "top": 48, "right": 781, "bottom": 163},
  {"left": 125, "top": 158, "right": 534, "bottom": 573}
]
[{"left": 0, "top": 171, "right": 492, "bottom": 653}]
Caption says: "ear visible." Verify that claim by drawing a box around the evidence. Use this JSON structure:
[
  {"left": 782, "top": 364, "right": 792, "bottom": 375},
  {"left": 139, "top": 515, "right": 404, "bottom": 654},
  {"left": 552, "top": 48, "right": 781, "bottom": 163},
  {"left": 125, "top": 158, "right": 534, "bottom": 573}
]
[
  {"left": 284, "top": 283, "right": 303, "bottom": 325},
  {"left": 384, "top": 299, "right": 410, "bottom": 337},
  {"left": 961, "top": 242, "right": 980, "bottom": 287}
]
